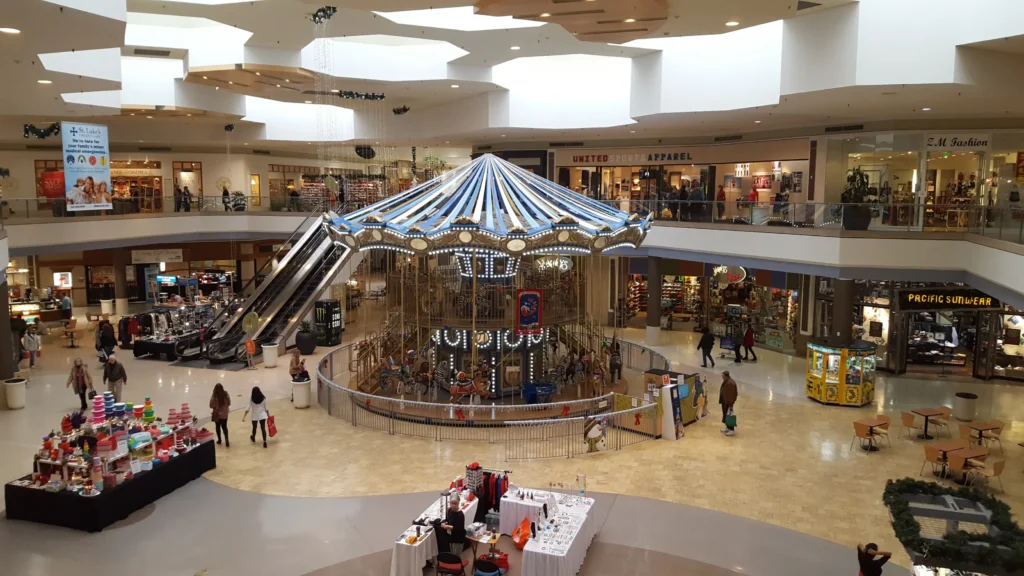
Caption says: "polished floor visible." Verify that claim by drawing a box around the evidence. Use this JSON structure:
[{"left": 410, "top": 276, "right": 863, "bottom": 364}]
[{"left": 2, "top": 305, "right": 1023, "bottom": 575}]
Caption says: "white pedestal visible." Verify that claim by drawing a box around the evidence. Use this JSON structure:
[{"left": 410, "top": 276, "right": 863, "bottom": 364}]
[
  {"left": 100, "top": 300, "right": 114, "bottom": 316},
  {"left": 292, "top": 380, "right": 310, "bottom": 408},
  {"left": 5, "top": 378, "right": 26, "bottom": 410},
  {"left": 263, "top": 343, "right": 279, "bottom": 368},
  {"left": 645, "top": 325, "right": 661, "bottom": 347},
  {"left": 115, "top": 298, "right": 130, "bottom": 317}
]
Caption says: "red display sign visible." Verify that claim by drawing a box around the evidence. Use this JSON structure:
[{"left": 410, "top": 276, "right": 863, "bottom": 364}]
[{"left": 39, "top": 171, "right": 65, "bottom": 199}]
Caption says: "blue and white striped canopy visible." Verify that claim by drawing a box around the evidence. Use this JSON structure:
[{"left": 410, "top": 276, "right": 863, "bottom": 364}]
[{"left": 332, "top": 154, "right": 649, "bottom": 256}]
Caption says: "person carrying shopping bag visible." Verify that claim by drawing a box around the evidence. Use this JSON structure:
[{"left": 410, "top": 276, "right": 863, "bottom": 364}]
[
  {"left": 242, "top": 386, "right": 270, "bottom": 448},
  {"left": 66, "top": 358, "right": 94, "bottom": 411},
  {"left": 719, "top": 370, "right": 738, "bottom": 436}
]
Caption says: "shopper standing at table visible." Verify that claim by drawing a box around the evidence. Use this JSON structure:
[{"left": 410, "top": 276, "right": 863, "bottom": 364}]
[
  {"left": 209, "top": 383, "right": 231, "bottom": 447},
  {"left": 442, "top": 494, "right": 467, "bottom": 556},
  {"left": 857, "top": 543, "right": 892, "bottom": 576},
  {"left": 60, "top": 293, "right": 73, "bottom": 320},
  {"left": 222, "top": 186, "right": 231, "bottom": 211},
  {"left": 66, "top": 358, "right": 93, "bottom": 411},
  {"left": 697, "top": 327, "right": 716, "bottom": 368},
  {"left": 719, "top": 370, "right": 738, "bottom": 436},
  {"left": 242, "top": 386, "right": 270, "bottom": 448},
  {"left": 103, "top": 354, "right": 127, "bottom": 402},
  {"left": 742, "top": 324, "right": 758, "bottom": 362}
]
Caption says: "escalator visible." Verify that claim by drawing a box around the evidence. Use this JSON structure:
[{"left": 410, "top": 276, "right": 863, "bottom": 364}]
[{"left": 204, "top": 211, "right": 355, "bottom": 362}]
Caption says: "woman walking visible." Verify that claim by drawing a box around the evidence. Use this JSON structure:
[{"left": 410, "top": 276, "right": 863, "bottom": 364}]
[
  {"left": 209, "top": 383, "right": 231, "bottom": 447},
  {"left": 242, "top": 386, "right": 270, "bottom": 448},
  {"left": 22, "top": 324, "right": 41, "bottom": 368},
  {"left": 66, "top": 358, "right": 93, "bottom": 411}
]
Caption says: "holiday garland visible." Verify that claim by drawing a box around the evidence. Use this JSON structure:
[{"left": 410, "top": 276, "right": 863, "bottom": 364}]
[
  {"left": 24, "top": 123, "right": 61, "bottom": 139},
  {"left": 336, "top": 91, "right": 385, "bottom": 101},
  {"left": 393, "top": 105, "right": 410, "bottom": 115},
  {"left": 310, "top": 6, "right": 337, "bottom": 24},
  {"left": 884, "top": 477, "right": 1024, "bottom": 572}
]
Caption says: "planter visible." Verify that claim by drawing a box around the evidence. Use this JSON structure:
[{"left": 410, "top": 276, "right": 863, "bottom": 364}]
[
  {"left": 295, "top": 331, "right": 318, "bottom": 355},
  {"left": 841, "top": 205, "right": 872, "bottom": 230}
]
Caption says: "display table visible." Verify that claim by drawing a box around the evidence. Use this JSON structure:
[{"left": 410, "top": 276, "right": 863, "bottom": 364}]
[
  {"left": 391, "top": 490, "right": 479, "bottom": 576},
  {"left": 499, "top": 490, "right": 558, "bottom": 536},
  {"left": 5, "top": 439, "right": 215, "bottom": 532},
  {"left": 522, "top": 511, "right": 593, "bottom": 576},
  {"left": 805, "top": 338, "right": 877, "bottom": 407},
  {"left": 133, "top": 332, "right": 198, "bottom": 360}
]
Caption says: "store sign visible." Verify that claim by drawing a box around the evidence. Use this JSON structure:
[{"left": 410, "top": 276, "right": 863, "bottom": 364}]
[
  {"left": 537, "top": 256, "right": 573, "bottom": 272},
  {"left": 896, "top": 288, "right": 1000, "bottom": 311},
  {"left": 53, "top": 272, "right": 73, "bottom": 288},
  {"left": 569, "top": 151, "right": 695, "bottom": 166},
  {"left": 925, "top": 134, "right": 990, "bottom": 151},
  {"left": 111, "top": 168, "right": 162, "bottom": 177},
  {"left": 132, "top": 249, "right": 183, "bottom": 264},
  {"left": 61, "top": 122, "right": 112, "bottom": 211},
  {"left": 765, "top": 328, "right": 785, "bottom": 349},
  {"left": 712, "top": 265, "right": 747, "bottom": 284}
]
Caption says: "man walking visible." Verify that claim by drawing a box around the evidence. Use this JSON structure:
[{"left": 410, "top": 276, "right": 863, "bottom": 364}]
[
  {"left": 103, "top": 354, "right": 127, "bottom": 402},
  {"left": 697, "top": 327, "right": 715, "bottom": 368},
  {"left": 857, "top": 543, "right": 892, "bottom": 576},
  {"left": 719, "top": 370, "right": 737, "bottom": 436}
]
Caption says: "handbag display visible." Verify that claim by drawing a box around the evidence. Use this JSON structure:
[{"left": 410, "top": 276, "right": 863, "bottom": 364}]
[{"left": 267, "top": 415, "right": 278, "bottom": 437}]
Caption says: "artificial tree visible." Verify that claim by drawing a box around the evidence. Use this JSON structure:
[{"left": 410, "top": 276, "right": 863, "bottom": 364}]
[{"left": 841, "top": 166, "right": 873, "bottom": 230}]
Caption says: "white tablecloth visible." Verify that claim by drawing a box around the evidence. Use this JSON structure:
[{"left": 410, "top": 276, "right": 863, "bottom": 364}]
[
  {"left": 390, "top": 491, "right": 479, "bottom": 576},
  {"left": 521, "top": 512, "right": 591, "bottom": 576},
  {"left": 555, "top": 494, "right": 595, "bottom": 545},
  {"left": 499, "top": 490, "right": 560, "bottom": 536}
]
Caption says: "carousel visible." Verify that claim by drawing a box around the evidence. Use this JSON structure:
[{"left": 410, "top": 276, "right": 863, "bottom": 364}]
[{"left": 329, "top": 154, "right": 650, "bottom": 404}]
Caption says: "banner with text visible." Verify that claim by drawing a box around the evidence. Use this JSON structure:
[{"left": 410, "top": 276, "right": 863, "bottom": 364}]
[{"left": 61, "top": 122, "right": 112, "bottom": 211}]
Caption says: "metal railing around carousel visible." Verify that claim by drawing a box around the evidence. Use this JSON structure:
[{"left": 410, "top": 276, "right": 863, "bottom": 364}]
[
  {"left": 561, "top": 320, "right": 671, "bottom": 374},
  {"left": 316, "top": 343, "right": 660, "bottom": 459}
]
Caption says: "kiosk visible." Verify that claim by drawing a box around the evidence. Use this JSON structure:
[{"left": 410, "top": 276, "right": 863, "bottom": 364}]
[{"left": 805, "top": 338, "right": 877, "bottom": 406}]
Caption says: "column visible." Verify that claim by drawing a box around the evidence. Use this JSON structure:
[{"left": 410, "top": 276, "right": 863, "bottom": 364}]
[
  {"left": 645, "top": 257, "right": 661, "bottom": 346},
  {"left": 0, "top": 280, "right": 14, "bottom": 385},
  {"left": 832, "top": 278, "right": 854, "bottom": 343},
  {"left": 113, "top": 250, "right": 130, "bottom": 317}
]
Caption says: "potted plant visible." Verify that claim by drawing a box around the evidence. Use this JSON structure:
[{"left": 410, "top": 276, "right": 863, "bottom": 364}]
[
  {"left": 841, "top": 166, "right": 873, "bottom": 230},
  {"left": 295, "top": 320, "right": 318, "bottom": 355}
]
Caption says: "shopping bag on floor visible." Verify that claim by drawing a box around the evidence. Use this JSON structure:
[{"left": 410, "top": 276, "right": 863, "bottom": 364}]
[
  {"left": 511, "top": 518, "right": 531, "bottom": 550},
  {"left": 267, "top": 415, "right": 278, "bottom": 437}
]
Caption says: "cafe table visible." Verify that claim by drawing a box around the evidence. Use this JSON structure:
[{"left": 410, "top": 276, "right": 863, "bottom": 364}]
[
  {"left": 965, "top": 421, "right": 1000, "bottom": 446},
  {"left": 912, "top": 408, "right": 945, "bottom": 440},
  {"left": 854, "top": 416, "right": 889, "bottom": 452}
]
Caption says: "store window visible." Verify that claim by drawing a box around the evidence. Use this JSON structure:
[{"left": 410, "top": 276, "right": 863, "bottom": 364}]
[
  {"left": 173, "top": 161, "right": 202, "bottom": 206},
  {"left": 34, "top": 160, "right": 65, "bottom": 203},
  {"left": 249, "top": 174, "right": 261, "bottom": 207},
  {"left": 923, "top": 150, "right": 984, "bottom": 228},
  {"left": 111, "top": 160, "right": 163, "bottom": 212}
]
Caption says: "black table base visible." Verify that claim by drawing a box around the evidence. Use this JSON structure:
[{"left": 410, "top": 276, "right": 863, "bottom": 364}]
[
  {"left": 133, "top": 339, "right": 180, "bottom": 361},
  {"left": 5, "top": 440, "right": 215, "bottom": 532}
]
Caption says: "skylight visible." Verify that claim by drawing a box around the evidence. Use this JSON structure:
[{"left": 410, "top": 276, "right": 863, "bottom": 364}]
[{"left": 373, "top": 7, "right": 545, "bottom": 32}]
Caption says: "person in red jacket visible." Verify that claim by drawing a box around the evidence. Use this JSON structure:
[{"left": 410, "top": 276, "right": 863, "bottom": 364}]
[
  {"left": 715, "top": 185, "right": 726, "bottom": 220},
  {"left": 748, "top": 185, "right": 759, "bottom": 205},
  {"left": 743, "top": 324, "right": 757, "bottom": 362}
]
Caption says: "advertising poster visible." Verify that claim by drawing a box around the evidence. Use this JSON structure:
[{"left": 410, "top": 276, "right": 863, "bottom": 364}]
[
  {"left": 39, "top": 171, "right": 65, "bottom": 199},
  {"left": 61, "top": 122, "right": 112, "bottom": 211},
  {"left": 515, "top": 289, "right": 542, "bottom": 335},
  {"left": 670, "top": 385, "right": 684, "bottom": 440}
]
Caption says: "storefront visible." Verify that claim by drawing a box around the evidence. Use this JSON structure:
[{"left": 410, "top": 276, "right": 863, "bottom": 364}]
[{"left": 553, "top": 139, "right": 810, "bottom": 220}]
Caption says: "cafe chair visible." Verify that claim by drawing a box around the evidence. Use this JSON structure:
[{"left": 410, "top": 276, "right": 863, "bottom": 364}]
[
  {"left": 982, "top": 420, "right": 1005, "bottom": 453},
  {"left": 436, "top": 552, "right": 468, "bottom": 576},
  {"left": 931, "top": 406, "right": 953, "bottom": 437},
  {"left": 851, "top": 422, "right": 883, "bottom": 452},
  {"left": 966, "top": 446, "right": 990, "bottom": 470},
  {"left": 972, "top": 460, "right": 1007, "bottom": 493},
  {"left": 959, "top": 423, "right": 980, "bottom": 446},
  {"left": 898, "top": 412, "right": 923, "bottom": 440},
  {"left": 920, "top": 445, "right": 944, "bottom": 477},
  {"left": 947, "top": 454, "right": 978, "bottom": 486},
  {"left": 873, "top": 415, "right": 892, "bottom": 447}
]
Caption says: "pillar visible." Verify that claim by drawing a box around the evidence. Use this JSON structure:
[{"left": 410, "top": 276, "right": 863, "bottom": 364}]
[
  {"left": 113, "top": 250, "right": 130, "bottom": 317},
  {"left": 645, "top": 256, "right": 661, "bottom": 346},
  {"left": 832, "top": 278, "right": 854, "bottom": 343},
  {"left": 0, "top": 280, "right": 13, "bottom": 385}
]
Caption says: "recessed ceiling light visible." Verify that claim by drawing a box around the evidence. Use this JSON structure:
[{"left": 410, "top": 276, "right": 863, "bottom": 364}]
[
  {"left": 215, "top": 86, "right": 219, "bottom": 90},
  {"left": 138, "top": 140, "right": 144, "bottom": 143},
  {"left": 228, "top": 81, "right": 233, "bottom": 84},
  {"left": 445, "top": 141, "right": 450, "bottom": 144},
  {"left": 276, "top": 84, "right": 281, "bottom": 88},
  {"left": 244, "top": 143, "right": 248, "bottom": 145},
  {"left": 726, "top": 21, "right": 739, "bottom": 26},
  {"left": 624, "top": 18, "right": 636, "bottom": 23},
  {"left": 630, "top": 130, "right": 636, "bottom": 133},
  {"left": 0, "top": 28, "right": 21, "bottom": 34},
  {"left": 129, "top": 113, "right": 135, "bottom": 116},
  {"left": 255, "top": 72, "right": 260, "bottom": 76},
  {"left": 304, "top": 100, "right": 312, "bottom": 104},
  {"left": 451, "top": 84, "right": 460, "bottom": 88},
  {"left": 375, "top": 141, "right": 380, "bottom": 144},
  {"left": 501, "top": 134, "right": 506, "bottom": 137},
  {"left": 285, "top": 79, "right": 290, "bottom": 83},
  {"left": 540, "top": 13, "right": 551, "bottom": 17},
  {"left": 37, "top": 79, "right": 52, "bottom": 84},
  {"left": 186, "top": 113, "right": 191, "bottom": 116},
  {"left": 921, "top": 107, "right": 931, "bottom": 111},
  {"left": 147, "top": 116, "right": 153, "bottom": 119},
  {"left": 754, "top": 120, "right": 761, "bottom": 124},
  {"left": 331, "top": 89, "right": 339, "bottom": 93},
  {"left": 202, "top": 76, "right": 208, "bottom": 80},
  {"left": 307, "top": 142, "right": 312, "bottom": 145},
  {"left": 510, "top": 46, "right": 520, "bottom": 50}
]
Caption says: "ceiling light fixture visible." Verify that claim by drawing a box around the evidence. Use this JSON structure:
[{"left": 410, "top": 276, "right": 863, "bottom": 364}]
[
  {"left": 202, "top": 76, "right": 208, "bottom": 80},
  {"left": 255, "top": 72, "right": 261, "bottom": 76},
  {"left": 304, "top": 100, "right": 312, "bottom": 104},
  {"left": 540, "top": 13, "right": 551, "bottom": 17},
  {"left": 510, "top": 46, "right": 520, "bottom": 50},
  {"left": 624, "top": 18, "right": 636, "bottom": 23},
  {"left": 726, "top": 21, "right": 739, "bottom": 26},
  {"left": 445, "top": 141, "right": 450, "bottom": 144},
  {"left": 215, "top": 86, "right": 219, "bottom": 90},
  {"left": 285, "top": 79, "right": 290, "bottom": 83},
  {"left": 921, "top": 107, "right": 931, "bottom": 111},
  {"left": 276, "top": 84, "right": 281, "bottom": 87},
  {"left": 147, "top": 116, "right": 153, "bottom": 119},
  {"left": 451, "top": 84, "right": 460, "bottom": 88},
  {"left": 228, "top": 81, "right": 234, "bottom": 84},
  {"left": 330, "top": 89, "right": 339, "bottom": 93},
  {"left": 129, "top": 113, "right": 135, "bottom": 116},
  {"left": 0, "top": 28, "right": 21, "bottom": 34},
  {"left": 630, "top": 130, "right": 636, "bottom": 133},
  {"left": 37, "top": 79, "right": 52, "bottom": 84},
  {"left": 186, "top": 113, "right": 191, "bottom": 116},
  {"left": 754, "top": 120, "right": 761, "bottom": 124},
  {"left": 501, "top": 134, "right": 506, "bottom": 137}
]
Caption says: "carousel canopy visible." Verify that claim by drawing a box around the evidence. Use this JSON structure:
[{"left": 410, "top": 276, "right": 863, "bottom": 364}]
[{"left": 330, "top": 154, "right": 650, "bottom": 256}]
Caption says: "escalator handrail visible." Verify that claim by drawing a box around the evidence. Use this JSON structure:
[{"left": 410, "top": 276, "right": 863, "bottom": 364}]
[{"left": 205, "top": 202, "right": 327, "bottom": 340}]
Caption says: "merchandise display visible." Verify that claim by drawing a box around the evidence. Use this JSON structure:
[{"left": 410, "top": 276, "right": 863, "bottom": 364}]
[
  {"left": 4, "top": 394, "right": 215, "bottom": 531},
  {"left": 906, "top": 312, "right": 971, "bottom": 369},
  {"left": 994, "top": 313, "right": 1024, "bottom": 380},
  {"left": 626, "top": 275, "right": 646, "bottom": 318},
  {"left": 805, "top": 339, "right": 877, "bottom": 407},
  {"left": 391, "top": 486, "right": 480, "bottom": 576},
  {"left": 132, "top": 304, "right": 214, "bottom": 360}
]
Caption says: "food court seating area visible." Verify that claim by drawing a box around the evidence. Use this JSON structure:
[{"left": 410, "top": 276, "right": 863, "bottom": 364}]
[{"left": 854, "top": 406, "right": 1007, "bottom": 493}]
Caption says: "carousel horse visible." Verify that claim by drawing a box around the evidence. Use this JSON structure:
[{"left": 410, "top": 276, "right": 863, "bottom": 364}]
[
  {"left": 449, "top": 371, "right": 491, "bottom": 403},
  {"left": 590, "top": 365, "right": 606, "bottom": 397},
  {"left": 411, "top": 361, "right": 430, "bottom": 397},
  {"left": 428, "top": 360, "right": 450, "bottom": 401},
  {"left": 378, "top": 355, "right": 403, "bottom": 394}
]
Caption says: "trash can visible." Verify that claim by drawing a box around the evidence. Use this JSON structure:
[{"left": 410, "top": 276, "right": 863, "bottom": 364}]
[
  {"left": 292, "top": 379, "right": 310, "bottom": 408},
  {"left": 263, "top": 343, "right": 279, "bottom": 368},
  {"left": 954, "top": 392, "right": 978, "bottom": 422},
  {"left": 5, "top": 378, "right": 26, "bottom": 410},
  {"left": 100, "top": 299, "right": 114, "bottom": 316}
]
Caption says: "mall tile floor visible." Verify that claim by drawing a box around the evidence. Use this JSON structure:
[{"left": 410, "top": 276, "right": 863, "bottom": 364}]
[{"left": 2, "top": 305, "right": 1023, "bottom": 575}]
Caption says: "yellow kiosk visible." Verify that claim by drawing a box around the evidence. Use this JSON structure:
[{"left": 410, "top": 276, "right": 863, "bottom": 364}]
[{"left": 805, "top": 338, "right": 877, "bottom": 406}]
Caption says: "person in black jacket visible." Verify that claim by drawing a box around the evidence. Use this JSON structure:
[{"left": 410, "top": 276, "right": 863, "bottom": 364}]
[
  {"left": 697, "top": 327, "right": 716, "bottom": 368},
  {"left": 442, "top": 495, "right": 466, "bottom": 556},
  {"left": 857, "top": 543, "right": 891, "bottom": 576}
]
